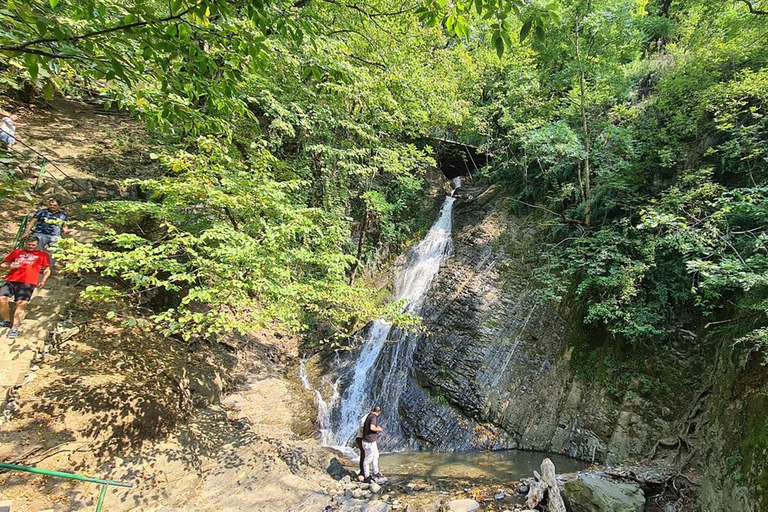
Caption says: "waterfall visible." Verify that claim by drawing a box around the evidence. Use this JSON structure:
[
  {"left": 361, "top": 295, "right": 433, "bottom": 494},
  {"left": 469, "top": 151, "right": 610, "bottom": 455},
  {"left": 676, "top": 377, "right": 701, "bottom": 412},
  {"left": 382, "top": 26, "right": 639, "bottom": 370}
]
[{"left": 315, "top": 190, "right": 457, "bottom": 453}]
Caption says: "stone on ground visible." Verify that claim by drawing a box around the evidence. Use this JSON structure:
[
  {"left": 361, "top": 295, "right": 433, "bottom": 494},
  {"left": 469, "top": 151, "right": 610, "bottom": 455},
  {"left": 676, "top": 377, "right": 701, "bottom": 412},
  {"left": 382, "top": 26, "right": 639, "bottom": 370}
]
[
  {"left": 563, "top": 475, "right": 645, "bottom": 512},
  {"left": 447, "top": 498, "right": 480, "bottom": 512}
]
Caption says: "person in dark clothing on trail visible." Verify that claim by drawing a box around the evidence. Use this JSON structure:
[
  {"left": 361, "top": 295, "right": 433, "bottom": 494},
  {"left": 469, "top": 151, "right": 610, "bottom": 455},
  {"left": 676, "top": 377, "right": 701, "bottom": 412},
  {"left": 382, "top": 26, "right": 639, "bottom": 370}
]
[
  {"left": 361, "top": 405, "right": 384, "bottom": 483},
  {"left": 356, "top": 412, "right": 368, "bottom": 478},
  {"left": 22, "top": 197, "right": 68, "bottom": 269},
  {"left": 0, "top": 235, "right": 51, "bottom": 338}
]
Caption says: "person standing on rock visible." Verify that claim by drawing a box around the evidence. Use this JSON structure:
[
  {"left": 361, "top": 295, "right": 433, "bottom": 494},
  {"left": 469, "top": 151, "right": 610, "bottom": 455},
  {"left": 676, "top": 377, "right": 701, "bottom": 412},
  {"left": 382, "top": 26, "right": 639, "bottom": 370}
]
[
  {"left": 362, "top": 405, "right": 384, "bottom": 484},
  {"left": 0, "top": 235, "right": 51, "bottom": 338},
  {"left": 356, "top": 411, "right": 369, "bottom": 478},
  {"left": 22, "top": 197, "right": 68, "bottom": 267}
]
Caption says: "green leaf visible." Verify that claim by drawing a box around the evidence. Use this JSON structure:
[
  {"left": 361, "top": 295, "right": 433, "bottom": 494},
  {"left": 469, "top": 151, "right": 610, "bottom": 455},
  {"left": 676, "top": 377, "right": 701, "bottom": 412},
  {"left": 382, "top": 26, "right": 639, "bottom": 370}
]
[
  {"left": 494, "top": 32, "right": 504, "bottom": 57},
  {"left": 49, "top": 0, "right": 60, "bottom": 8},
  {"left": 519, "top": 20, "right": 532, "bottom": 42},
  {"left": 35, "top": 19, "right": 48, "bottom": 36},
  {"left": 24, "top": 53, "right": 39, "bottom": 80},
  {"left": 42, "top": 80, "right": 55, "bottom": 100}
]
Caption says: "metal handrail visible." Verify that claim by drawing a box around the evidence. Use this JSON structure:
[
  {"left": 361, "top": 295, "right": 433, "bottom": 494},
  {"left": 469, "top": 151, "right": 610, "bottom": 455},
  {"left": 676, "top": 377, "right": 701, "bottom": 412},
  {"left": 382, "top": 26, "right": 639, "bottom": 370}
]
[
  {"left": 8, "top": 136, "right": 95, "bottom": 203},
  {"left": 11, "top": 216, "right": 28, "bottom": 249},
  {"left": 0, "top": 462, "right": 134, "bottom": 511}
]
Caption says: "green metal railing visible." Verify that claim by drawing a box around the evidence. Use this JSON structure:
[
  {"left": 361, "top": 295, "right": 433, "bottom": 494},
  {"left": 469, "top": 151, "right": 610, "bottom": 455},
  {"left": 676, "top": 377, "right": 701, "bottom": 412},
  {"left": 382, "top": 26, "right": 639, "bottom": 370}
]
[
  {"left": 11, "top": 215, "right": 28, "bottom": 249},
  {"left": 0, "top": 462, "right": 134, "bottom": 511}
]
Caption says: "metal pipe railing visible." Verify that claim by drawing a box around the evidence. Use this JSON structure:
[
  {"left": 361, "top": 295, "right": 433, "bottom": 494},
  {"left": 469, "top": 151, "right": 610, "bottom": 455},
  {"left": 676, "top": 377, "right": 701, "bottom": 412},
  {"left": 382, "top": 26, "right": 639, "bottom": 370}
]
[{"left": 0, "top": 462, "right": 134, "bottom": 512}]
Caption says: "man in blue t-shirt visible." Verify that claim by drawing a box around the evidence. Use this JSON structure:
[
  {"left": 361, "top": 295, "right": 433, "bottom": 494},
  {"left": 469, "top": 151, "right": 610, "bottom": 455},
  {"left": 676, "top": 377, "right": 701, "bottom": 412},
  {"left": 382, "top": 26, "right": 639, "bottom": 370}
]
[{"left": 22, "top": 197, "right": 68, "bottom": 267}]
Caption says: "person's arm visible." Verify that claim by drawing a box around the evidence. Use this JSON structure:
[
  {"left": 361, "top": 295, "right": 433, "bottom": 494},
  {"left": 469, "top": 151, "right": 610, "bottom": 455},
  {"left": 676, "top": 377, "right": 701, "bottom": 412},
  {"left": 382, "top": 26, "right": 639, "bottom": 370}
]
[
  {"left": 38, "top": 266, "right": 51, "bottom": 288},
  {"left": 372, "top": 416, "right": 383, "bottom": 432},
  {"left": 61, "top": 221, "right": 69, "bottom": 236},
  {"left": 1, "top": 250, "right": 17, "bottom": 270},
  {"left": 22, "top": 215, "right": 38, "bottom": 238}
]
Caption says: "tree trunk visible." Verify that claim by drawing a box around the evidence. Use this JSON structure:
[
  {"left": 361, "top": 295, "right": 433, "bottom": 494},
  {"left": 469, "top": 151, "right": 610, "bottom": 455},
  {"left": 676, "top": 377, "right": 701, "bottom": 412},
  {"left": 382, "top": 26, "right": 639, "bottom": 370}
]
[
  {"left": 348, "top": 209, "right": 369, "bottom": 285},
  {"left": 541, "top": 458, "right": 567, "bottom": 512},
  {"left": 575, "top": 17, "right": 591, "bottom": 226}
]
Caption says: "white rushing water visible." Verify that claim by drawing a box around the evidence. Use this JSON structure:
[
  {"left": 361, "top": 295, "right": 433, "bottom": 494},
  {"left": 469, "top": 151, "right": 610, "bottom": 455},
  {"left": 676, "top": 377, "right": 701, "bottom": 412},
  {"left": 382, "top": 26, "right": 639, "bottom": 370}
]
[{"left": 313, "top": 188, "right": 457, "bottom": 453}]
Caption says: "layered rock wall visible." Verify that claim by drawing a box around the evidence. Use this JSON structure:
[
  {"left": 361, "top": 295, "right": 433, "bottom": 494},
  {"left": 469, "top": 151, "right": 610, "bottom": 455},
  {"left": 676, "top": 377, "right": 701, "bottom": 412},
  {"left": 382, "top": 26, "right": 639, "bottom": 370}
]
[{"left": 400, "top": 184, "right": 672, "bottom": 461}]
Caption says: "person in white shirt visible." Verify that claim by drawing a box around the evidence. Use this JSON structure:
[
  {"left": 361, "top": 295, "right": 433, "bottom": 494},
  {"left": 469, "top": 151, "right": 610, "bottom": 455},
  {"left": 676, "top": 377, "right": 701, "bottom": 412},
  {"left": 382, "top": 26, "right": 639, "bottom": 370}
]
[{"left": 0, "top": 113, "right": 17, "bottom": 150}]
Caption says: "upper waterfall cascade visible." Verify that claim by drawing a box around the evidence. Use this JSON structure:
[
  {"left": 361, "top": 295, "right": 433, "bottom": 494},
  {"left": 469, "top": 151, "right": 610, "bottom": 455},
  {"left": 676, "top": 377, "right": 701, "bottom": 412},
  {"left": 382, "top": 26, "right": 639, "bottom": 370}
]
[{"left": 305, "top": 180, "right": 459, "bottom": 453}]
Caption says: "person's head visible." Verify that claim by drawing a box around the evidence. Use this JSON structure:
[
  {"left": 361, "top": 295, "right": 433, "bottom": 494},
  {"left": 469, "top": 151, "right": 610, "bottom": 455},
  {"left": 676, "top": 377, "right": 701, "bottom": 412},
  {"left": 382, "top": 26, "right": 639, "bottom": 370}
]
[
  {"left": 23, "top": 235, "right": 39, "bottom": 250},
  {"left": 47, "top": 197, "right": 61, "bottom": 212},
  {"left": 371, "top": 405, "right": 381, "bottom": 416}
]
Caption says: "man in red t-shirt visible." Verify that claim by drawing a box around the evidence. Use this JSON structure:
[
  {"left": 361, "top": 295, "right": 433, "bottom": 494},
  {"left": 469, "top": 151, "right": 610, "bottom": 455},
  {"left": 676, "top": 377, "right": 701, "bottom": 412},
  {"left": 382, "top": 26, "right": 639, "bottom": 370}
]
[{"left": 0, "top": 235, "right": 51, "bottom": 338}]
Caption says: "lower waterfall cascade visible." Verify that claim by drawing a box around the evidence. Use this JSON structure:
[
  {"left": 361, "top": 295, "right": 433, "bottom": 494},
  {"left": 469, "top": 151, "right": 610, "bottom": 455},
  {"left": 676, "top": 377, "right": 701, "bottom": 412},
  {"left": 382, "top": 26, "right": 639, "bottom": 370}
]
[{"left": 303, "top": 178, "right": 461, "bottom": 453}]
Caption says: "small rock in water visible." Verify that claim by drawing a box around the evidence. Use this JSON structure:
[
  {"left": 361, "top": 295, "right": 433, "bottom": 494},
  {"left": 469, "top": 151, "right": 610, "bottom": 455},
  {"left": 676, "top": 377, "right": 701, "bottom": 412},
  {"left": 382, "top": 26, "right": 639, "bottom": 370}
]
[
  {"left": 518, "top": 484, "right": 529, "bottom": 494},
  {"left": 494, "top": 490, "right": 505, "bottom": 500}
]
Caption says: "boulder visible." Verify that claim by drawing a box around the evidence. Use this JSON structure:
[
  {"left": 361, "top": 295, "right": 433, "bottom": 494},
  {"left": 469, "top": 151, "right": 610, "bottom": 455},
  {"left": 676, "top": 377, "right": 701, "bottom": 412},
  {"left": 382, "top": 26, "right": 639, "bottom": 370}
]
[{"left": 563, "top": 476, "right": 645, "bottom": 512}]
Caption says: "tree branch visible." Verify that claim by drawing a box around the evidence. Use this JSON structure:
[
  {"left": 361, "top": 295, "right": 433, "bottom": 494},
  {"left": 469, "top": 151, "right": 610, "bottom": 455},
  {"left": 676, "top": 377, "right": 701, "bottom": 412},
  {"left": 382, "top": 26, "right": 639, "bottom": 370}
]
[
  {"left": 0, "top": 6, "right": 196, "bottom": 54},
  {"left": 346, "top": 53, "right": 387, "bottom": 70},
  {"left": 512, "top": 199, "right": 586, "bottom": 228},
  {"left": 735, "top": 0, "right": 768, "bottom": 15}
]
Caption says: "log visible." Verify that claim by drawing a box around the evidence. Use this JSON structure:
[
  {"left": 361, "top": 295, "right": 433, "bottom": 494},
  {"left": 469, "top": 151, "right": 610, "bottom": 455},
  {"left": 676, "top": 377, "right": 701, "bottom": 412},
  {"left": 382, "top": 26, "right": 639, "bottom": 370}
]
[
  {"left": 525, "top": 481, "right": 546, "bottom": 509},
  {"left": 540, "top": 458, "right": 567, "bottom": 512}
]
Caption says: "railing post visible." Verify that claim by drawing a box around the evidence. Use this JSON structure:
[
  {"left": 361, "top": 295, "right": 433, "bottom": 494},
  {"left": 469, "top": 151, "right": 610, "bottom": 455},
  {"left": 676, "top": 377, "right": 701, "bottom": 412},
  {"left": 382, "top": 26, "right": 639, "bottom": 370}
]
[
  {"left": 34, "top": 158, "right": 47, "bottom": 193},
  {"left": 95, "top": 484, "right": 108, "bottom": 512},
  {"left": 0, "top": 462, "right": 132, "bottom": 511}
]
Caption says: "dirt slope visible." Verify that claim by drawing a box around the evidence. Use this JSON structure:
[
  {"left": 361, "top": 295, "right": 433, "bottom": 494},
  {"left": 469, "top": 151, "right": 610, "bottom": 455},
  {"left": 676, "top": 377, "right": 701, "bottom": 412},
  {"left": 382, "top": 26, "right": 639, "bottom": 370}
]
[{"left": 0, "top": 98, "right": 338, "bottom": 511}]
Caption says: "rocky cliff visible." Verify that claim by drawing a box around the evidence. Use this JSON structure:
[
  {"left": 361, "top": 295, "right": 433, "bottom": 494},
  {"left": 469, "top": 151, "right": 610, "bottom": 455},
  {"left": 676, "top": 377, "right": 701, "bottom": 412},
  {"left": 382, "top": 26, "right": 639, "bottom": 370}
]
[{"left": 396, "top": 182, "right": 767, "bottom": 511}]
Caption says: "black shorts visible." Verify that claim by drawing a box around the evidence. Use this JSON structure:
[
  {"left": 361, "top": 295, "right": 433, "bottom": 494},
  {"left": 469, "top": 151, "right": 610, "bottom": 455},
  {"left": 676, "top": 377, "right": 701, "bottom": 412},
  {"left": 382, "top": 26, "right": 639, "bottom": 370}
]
[{"left": 0, "top": 281, "right": 35, "bottom": 302}]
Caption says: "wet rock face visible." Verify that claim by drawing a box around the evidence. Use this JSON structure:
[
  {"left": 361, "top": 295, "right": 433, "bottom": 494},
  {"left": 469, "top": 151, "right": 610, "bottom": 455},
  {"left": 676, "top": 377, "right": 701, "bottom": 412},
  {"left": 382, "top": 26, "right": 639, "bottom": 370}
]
[{"left": 397, "top": 184, "right": 668, "bottom": 461}]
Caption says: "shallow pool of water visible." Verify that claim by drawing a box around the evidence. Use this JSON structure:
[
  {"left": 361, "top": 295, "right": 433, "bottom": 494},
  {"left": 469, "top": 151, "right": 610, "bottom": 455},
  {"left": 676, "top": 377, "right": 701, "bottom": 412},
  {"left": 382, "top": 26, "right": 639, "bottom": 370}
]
[{"left": 377, "top": 450, "right": 587, "bottom": 488}]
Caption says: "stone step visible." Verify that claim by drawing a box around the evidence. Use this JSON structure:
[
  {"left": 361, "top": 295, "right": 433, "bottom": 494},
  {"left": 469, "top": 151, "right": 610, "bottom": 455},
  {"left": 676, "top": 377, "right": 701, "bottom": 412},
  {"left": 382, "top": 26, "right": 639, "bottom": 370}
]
[
  {"left": 0, "top": 344, "right": 37, "bottom": 360},
  {"left": 0, "top": 339, "right": 45, "bottom": 357},
  {"left": 0, "top": 499, "right": 12, "bottom": 512},
  {"left": 0, "top": 368, "right": 25, "bottom": 388}
]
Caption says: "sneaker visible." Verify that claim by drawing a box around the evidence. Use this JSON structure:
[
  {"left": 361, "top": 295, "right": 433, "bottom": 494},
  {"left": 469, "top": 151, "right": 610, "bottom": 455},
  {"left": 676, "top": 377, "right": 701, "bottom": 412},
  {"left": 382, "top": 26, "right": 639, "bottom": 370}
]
[
  {"left": 0, "top": 321, "right": 10, "bottom": 328},
  {"left": 7, "top": 328, "right": 19, "bottom": 339},
  {"left": 363, "top": 476, "right": 372, "bottom": 484}
]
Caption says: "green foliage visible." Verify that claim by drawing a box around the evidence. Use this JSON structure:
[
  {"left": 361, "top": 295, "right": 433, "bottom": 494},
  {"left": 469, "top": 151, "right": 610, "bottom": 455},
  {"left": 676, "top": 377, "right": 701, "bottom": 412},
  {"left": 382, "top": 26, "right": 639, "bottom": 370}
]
[
  {"left": 60, "top": 139, "right": 419, "bottom": 338},
  {"left": 484, "top": 0, "right": 768, "bottom": 352}
]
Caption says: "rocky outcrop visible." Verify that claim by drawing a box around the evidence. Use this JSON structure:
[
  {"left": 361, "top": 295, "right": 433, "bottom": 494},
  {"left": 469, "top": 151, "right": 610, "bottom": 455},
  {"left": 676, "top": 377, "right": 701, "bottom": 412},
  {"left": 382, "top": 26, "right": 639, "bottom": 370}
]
[
  {"left": 395, "top": 183, "right": 673, "bottom": 461},
  {"left": 562, "top": 475, "right": 645, "bottom": 512}
]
